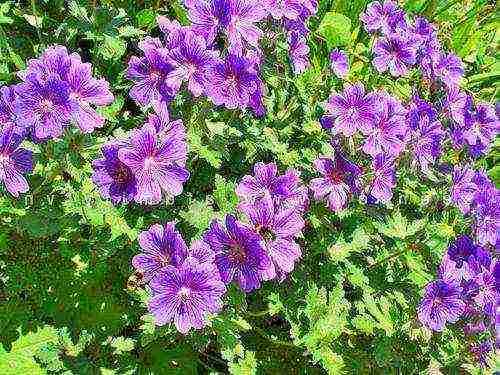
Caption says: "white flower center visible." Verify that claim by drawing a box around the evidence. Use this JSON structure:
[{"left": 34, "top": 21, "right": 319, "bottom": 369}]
[
  {"left": 177, "top": 286, "right": 191, "bottom": 300},
  {"left": 40, "top": 99, "right": 53, "bottom": 112}
]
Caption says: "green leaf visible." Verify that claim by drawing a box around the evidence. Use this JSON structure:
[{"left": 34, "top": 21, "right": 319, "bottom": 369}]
[
  {"left": 100, "top": 35, "right": 127, "bottom": 61},
  {"left": 317, "top": 12, "right": 351, "bottom": 48},
  {"left": 374, "top": 211, "right": 426, "bottom": 239},
  {"left": 213, "top": 174, "right": 238, "bottom": 213},
  {"left": 0, "top": 326, "right": 59, "bottom": 375}
]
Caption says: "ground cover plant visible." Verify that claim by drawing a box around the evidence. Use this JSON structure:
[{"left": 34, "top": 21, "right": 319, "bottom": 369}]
[{"left": 0, "top": 0, "right": 498, "bottom": 373}]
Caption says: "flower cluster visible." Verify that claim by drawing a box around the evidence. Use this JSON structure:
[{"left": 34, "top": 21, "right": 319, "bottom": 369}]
[
  {"left": 318, "top": 83, "right": 405, "bottom": 206},
  {"left": 315, "top": 1, "right": 498, "bottom": 213},
  {"left": 132, "top": 162, "right": 308, "bottom": 333},
  {"left": 127, "top": 1, "right": 317, "bottom": 115},
  {"left": 361, "top": 1, "right": 498, "bottom": 158},
  {"left": 92, "top": 101, "right": 189, "bottom": 206},
  {"left": 0, "top": 45, "right": 114, "bottom": 197},
  {"left": 418, "top": 235, "right": 498, "bottom": 366},
  {"left": 451, "top": 166, "right": 499, "bottom": 247},
  {"left": 132, "top": 221, "right": 226, "bottom": 334}
]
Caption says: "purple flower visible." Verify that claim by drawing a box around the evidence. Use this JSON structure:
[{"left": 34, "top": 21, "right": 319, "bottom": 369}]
[
  {"left": 372, "top": 35, "right": 417, "bottom": 77},
  {"left": 239, "top": 194, "right": 304, "bottom": 279},
  {"left": 187, "top": 240, "right": 216, "bottom": 264},
  {"left": 166, "top": 30, "right": 221, "bottom": 97},
  {"left": 469, "top": 340, "right": 493, "bottom": 367},
  {"left": 185, "top": 0, "right": 266, "bottom": 55},
  {"left": 287, "top": 31, "right": 310, "bottom": 74},
  {"left": 15, "top": 73, "right": 72, "bottom": 141},
  {"left": 184, "top": 0, "right": 231, "bottom": 46},
  {"left": 323, "top": 83, "right": 379, "bottom": 137},
  {"left": 462, "top": 102, "right": 499, "bottom": 155},
  {"left": 127, "top": 38, "right": 174, "bottom": 106},
  {"left": 359, "top": 1, "right": 405, "bottom": 34},
  {"left": 148, "top": 258, "right": 226, "bottom": 334},
  {"left": 0, "top": 125, "right": 33, "bottom": 197},
  {"left": 19, "top": 45, "right": 114, "bottom": 134},
  {"left": 450, "top": 166, "right": 477, "bottom": 214},
  {"left": 447, "top": 235, "right": 490, "bottom": 270},
  {"left": 329, "top": 49, "right": 349, "bottom": 79},
  {"left": 206, "top": 54, "right": 261, "bottom": 111},
  {"left": 417, "top": 279, "right": 465, "bottom": 332},
  {"left": 156, "top": 17, "right": 191, "bottom": 49},
  {"left": 265, "top": 0, "right": 304, "bottom": 20},
  {"left": 64, "top": 53, "right": 114, "bottom": 133},
  {"left": 361, "top": 93, "right": 407, "bottom": 157},
  {"left": 471, "top": 264, "right": 497, "bottom": 316},
  {"left": 412, "top": 16, "right": 437, "bottom": 46},
  {"left": 434, "top": 53, "right": 464, "bottom": 88},
  {"left": 132, "top": 222, "right": 188, "bottom": 282},
  {"left": 406, "top": 96, "right": 445, "bottom": 173},
  {"left": 475, "top": 191, "right": 499, "bottom": 247},
  {"left": 310, "top": 152, "right": 362, "bottom": 212},
  {"left": 118, "top": 104, "right": 189, "bottom": 205},
  {"left": 444, "top": 86, "right": 473, "bottom": 127},
  {"left": 369, "top": 154, "right": 396, "bottom": 204},
  {"left": 203, "top": 214, "right": 272, "bottom": 292},
  {"left": 235, "top": 162, "right": 308, "bottom": 212},
  {"left": 0, "top": 86, "right": 17, "bottom": 129},
  {"left": 91, "top": 141, "right": 137, "bottom": 205}
]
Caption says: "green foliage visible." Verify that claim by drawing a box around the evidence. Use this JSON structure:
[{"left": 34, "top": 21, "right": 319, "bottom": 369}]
[{"left": 0, "top": 326, "right": 58, "bottom": 375}]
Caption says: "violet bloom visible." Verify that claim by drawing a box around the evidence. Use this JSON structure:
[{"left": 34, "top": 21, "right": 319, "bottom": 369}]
[
  {"left": 323, "top": 83, "right": 379, "bottom": 137},
  {"left": 361, "top": 93, "right": 407, "bottom": 157},
  {"left": 369, "top": 154, "right": 396, "bottom": 204},
  {"left": 0, "top": 86, "right": 17, "bottom": 129},
  {"left": 265, "top": 0, "right": 305, "bottom": 20},
  {"left": 330, "top": 49, "right": 349, "bottom": 79},
  {"left": 15, "top": 73, "right": 72, "bottom": 141},
  {"left": 203, "top": 214, "right": 272, "bottom": 292},
  {"left": 226, "top": 0, "right": 267, "bottom": 55},
  {"left": 184, "top": 0, "right": 230, "bottom": 46},
  {"left": 148, "top": 258, "right": 226, "bottom": 334},
  {"left": 185, "top": 0, "right": 267, "bottom": 55},
  {"left": 206, "top": 54, "right": 260, "bottom": 111},
  {"left": 287, "top": 31, "right": 310, "bottom": 74},
  {"left": 118, "top": 108, "right": 189, "bottom": 205},
  {"left": 434, "top": 53, "right": 464, "bottom": 88},
  {"left": 450, "top": 166, "right": 477, "bottom": 215},
  {"left": 127, "top": 38, "right": 174, "bottom": 106},
  {"left": 462, "top": 102, "right": 499, "bottom": 155},
  {"left": 406, "top": 96, "right": 445, "bottom": 173},
  {"left": 187, "top": 240, "right": 216, "bottom": 264},
  {"left": 19, "top": 45, "right": 114, "bottom": 134},
  {"left": 156, "top": 17, "right": 190, "bottom": 49},
  {"left": 447, "top": 235, "right": 491, "bottom": 280},
  {"left": 166, "top": 30, "right": 221, "bottom": 97},
  {"left": 91, "top": 141, "right": 137, "bottom": 205},
  {"left": 0, "top": 125, "right": 33, "bottom": 197},
  {"left": 475, "top": 191, "right": 499, "bottom": 247},
  {"left": 444, "top": 86, "right": 473, "bottom": 126},
  {"left": 310, "top": 153, "right": 362, "bottom": 212},
  {"left": 412, "top": 16, "right": 437, "bottom": 46},
  {"left": 372, "top": 35, "right": 417, "bottom": 77},
  {"left": 469, "top": 340, "right": 493, "bottom": 368},
  {"left": 132, "top": 222, "right": 188, "bottom": 282},
  {"left": 239, "top": 194, "right": 304, "bottom": 279},
  {"left": 471, "top": 264, "right": 497, "bottom": 316},
  {"left": 359, "top": 1, "right": 404, "bottom": 34},
  {"left": 235, "top": 162, "right": 308, "bottom": 211},
  {"left": 417, "top": 279, "right": 465, "bottom": 332}
]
